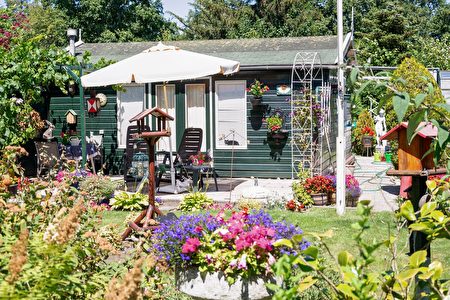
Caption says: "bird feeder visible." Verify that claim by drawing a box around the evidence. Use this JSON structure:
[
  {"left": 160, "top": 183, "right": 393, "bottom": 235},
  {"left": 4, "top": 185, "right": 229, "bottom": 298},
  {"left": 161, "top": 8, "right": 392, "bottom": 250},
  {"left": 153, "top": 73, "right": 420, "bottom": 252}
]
[
  {"left": 122, "top": 107, "right": 174, "bottom": 240},
  {"left": 382, "top": 121, "right": 444, "bottom": 260},
  {"left": 65, "top": 109, "right": 78, "bottom": 125}
]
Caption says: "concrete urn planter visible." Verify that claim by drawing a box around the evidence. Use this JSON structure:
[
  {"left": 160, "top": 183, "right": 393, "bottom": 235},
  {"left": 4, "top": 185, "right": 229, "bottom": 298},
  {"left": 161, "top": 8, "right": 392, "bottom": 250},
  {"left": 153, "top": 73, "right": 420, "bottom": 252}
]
[{"left": 176, "top": 268, "right": 276, "bottom": 300}]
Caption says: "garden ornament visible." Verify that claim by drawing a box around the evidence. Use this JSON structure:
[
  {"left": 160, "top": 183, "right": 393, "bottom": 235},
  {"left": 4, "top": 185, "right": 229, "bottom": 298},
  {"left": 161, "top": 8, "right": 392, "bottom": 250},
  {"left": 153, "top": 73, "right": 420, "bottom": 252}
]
[{"left": 374, "top": 109, "right": 387, "bottom": 146}]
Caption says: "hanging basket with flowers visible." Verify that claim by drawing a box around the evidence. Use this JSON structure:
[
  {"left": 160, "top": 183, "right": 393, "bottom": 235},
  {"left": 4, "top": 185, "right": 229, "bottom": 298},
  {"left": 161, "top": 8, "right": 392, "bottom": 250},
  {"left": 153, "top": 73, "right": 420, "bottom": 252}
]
[
  {"left": 265, "top": 109, "right": 289, "bottom": 148},
  {"left": 247, "top": 80, "right": 269, "bottom": 107}
]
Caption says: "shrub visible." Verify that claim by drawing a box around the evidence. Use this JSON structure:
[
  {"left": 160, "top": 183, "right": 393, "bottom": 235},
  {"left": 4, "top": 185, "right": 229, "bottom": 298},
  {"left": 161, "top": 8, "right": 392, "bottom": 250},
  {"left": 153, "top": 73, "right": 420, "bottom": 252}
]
[
  {"left": 0, "top": 172, "right": 138, "bottom": 298},
  {"left": 352, "top": 109, "right": 375, "bottom": 155},
  {"left": 110, "top": 191, "right": 148, "bottom": 211},
  {"left": 303, "top": 176, "right": 335, "bottom": 194},
  {"left": 79, "top": 175, "right": 120, "bottom": 203},
  {"left": 385, "top": 57, "right": 447, "bottom": 130},
  {"left": 179, "top": 191, "right": 213, "bottom": 212},
  {"left": 291, "top": 181, "right": 313, "bottom": 208}
]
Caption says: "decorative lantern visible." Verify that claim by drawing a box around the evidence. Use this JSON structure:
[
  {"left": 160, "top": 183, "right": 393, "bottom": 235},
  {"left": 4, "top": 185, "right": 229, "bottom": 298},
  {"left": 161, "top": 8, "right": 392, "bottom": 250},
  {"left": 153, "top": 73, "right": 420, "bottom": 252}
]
[
  {"left": 130, "top": 152, "right": 149, "bottom": 178},
  {"left": 65, "top": 109, "right": 78, "bottom": 125},
  {"left": 87, "top": 97, "right": 99, "bottom": 113}
]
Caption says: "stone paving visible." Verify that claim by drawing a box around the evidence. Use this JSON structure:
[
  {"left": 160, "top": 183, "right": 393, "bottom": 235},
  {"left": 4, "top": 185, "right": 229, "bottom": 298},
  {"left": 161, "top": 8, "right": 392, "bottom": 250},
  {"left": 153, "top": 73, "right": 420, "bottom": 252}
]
[
  {"left": 352, "top": 155, "right": 400, "bottom": 212},
  {"left": 148, "top": 155, "right": 400, "bottom": 212}
]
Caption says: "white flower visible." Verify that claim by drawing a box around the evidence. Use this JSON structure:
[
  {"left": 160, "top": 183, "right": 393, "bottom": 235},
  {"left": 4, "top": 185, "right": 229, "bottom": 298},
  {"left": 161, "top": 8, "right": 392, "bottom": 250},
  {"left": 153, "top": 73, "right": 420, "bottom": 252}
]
[
  {"left": 238, "top": 254, "right": 247, "bottom": 270},
  {"left": 268, "top": 253, "right": 276, "bottom": 265}
]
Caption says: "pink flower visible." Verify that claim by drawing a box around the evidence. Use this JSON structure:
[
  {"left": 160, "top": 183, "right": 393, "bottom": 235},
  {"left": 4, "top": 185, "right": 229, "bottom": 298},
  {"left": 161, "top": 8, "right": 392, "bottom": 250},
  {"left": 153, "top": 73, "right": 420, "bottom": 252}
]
[
  {"left": 194, "top": 226, "right": 203, "bottom": 233},
  {"left": 181, "top": 237, "right": 201, "bottom": 254},
  {"left": 238, "top": 254, "right": 247, "bottom": 270}
]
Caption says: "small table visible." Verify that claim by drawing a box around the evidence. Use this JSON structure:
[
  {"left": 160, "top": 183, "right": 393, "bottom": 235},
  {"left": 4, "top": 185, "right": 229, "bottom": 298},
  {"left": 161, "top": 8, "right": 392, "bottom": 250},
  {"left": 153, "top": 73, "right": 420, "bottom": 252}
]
[{"left": 183, "top": 165, "right": 218, "bottom": 192}]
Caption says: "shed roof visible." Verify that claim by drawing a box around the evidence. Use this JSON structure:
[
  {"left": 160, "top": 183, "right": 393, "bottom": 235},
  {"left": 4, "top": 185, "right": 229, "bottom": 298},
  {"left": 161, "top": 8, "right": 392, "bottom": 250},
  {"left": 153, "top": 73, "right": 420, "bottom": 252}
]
[
  {"left": 78, "top": 34, "right": 352, "bottom": 68},
  {"left": 380, "top": 122, "right": 437, "bottom": 141}
]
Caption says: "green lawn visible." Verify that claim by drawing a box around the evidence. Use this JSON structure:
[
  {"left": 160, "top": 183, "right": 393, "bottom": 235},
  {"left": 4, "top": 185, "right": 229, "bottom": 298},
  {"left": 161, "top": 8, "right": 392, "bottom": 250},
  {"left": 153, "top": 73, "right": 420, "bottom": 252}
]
[{"left": 101, "top": 207, "right": 450, "bottom": 277}]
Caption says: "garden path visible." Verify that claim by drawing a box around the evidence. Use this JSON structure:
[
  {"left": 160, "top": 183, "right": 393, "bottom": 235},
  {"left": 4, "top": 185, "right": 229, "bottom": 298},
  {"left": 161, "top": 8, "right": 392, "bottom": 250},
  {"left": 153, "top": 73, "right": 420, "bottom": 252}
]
[{"left": 353, "top": 155, "right": 399, "bottom": 212}]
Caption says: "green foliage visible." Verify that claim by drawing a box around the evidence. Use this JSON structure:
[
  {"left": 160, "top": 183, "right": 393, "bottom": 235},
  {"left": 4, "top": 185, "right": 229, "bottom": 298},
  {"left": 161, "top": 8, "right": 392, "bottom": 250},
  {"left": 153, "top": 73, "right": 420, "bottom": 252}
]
[
  {"left": 110, "top": 191, "right": 148, "bottom": 211},
  {"left": 292, "top": 181, "right": 314, "bottom": 207},
  {"left": 0, "top": 7, "right": 76, "bottom": 149},
  {"left": 271, "top": 201, "right": 450, "bottom": 299},
  {"left": 78, "top": 175, "right": 120, "bottom": 203},
  {"left": 0, "top": 170, "right": 137, "bottom": 298},
  {"left": 352, "top": 109, "right": 375, "bottom": 155},
  {"left": 179, "top": 191, "right": 213, "bottom": 212},
  {"left": 40, "top": 0, "right": 175, "bottom": 43},
  {"left": 385, "top": 57, "right": 447, "bottom": 130}
]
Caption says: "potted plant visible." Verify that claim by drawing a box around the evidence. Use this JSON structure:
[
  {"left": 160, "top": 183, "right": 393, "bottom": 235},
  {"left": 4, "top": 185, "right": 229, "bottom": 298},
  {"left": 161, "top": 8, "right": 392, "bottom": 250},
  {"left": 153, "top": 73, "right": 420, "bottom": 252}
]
[
  {"left": 326, "top": 175, "right": 362, "bottom": 207},
  {"left": 265, "top": 109, "right": 289, "bottom": 146},
  {"left": 303, "top": 175, "right": 335, "bottom": 205},
  {"left": 153, "top": 210, "right": 309, "bottom": 300},
  {"left": 247, "top": 79, "right": 269, "bottom": 107},
  {"left": 361, "top": 126, "right": 375, "bottom": 148}
]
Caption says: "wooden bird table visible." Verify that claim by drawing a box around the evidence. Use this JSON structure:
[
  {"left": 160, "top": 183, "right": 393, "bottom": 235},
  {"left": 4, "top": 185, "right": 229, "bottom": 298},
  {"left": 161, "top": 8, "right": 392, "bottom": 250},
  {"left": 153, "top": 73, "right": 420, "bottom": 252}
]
[{"left": 121, "top": 107, "right": 174, "bottom": 240}]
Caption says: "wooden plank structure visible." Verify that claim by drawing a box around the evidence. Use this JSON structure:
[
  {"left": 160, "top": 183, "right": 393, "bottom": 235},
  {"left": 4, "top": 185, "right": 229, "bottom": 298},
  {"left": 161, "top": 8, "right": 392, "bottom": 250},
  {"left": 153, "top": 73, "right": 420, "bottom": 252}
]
[
  {"left": 382, "top": 122, "right": 445, "bottom": 260},
  {"left": 381, "top": 122, "right": 437, "bottom": 198},
  {"left": 121, "top": 107, "right": 174, "bottom": 240}
]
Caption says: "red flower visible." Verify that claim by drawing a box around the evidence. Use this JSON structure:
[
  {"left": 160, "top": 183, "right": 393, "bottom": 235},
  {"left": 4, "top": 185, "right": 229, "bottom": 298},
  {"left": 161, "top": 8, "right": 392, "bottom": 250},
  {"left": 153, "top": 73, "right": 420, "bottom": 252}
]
[
  {"left": 361, "top": 126, "right": 375, "bottom": 136},
  {"left": 182, "top": 237, "right": 201, "bottom": 254},
  {"left": 194, "top": 226, "right": 203, "bottom": 233}
]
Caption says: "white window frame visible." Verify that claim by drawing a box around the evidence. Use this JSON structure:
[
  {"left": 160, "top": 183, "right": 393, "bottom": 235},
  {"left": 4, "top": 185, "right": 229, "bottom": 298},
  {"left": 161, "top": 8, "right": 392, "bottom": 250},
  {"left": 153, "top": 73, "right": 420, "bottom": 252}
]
[
  {"left": 116, "top": 84, "right": 145, "bottom": 149},
  {"left": 185, "top": 83, "right": 207, "bottom": 151},
  {"left": 155, "top": 84, "right": 176, "bottom": 152},
  {"left": 214, "top": 80, "right": 247, "bottom": 150}
]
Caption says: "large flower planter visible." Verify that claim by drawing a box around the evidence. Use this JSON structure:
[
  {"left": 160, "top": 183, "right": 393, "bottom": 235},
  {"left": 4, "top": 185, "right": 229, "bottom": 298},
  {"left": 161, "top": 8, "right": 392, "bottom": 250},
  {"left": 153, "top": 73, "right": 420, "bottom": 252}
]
[
  {"left": 266, "top": 131, "right": 289, "bottom": 147},
  {"left": 311, "top": 193, "right": 327, "bottom": 206},
  {"left": 346, "top": 195, "right": 359, "bottom": 207},
  {"left": 176, "top": 268, "right": 276, "bottom": 300}
]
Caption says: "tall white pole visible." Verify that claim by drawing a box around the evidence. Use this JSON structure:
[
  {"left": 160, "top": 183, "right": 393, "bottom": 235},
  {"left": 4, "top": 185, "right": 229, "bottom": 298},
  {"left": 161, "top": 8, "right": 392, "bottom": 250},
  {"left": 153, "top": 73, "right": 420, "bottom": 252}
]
[{"left": 336, "top": 0, "right": 346, "bottom": 215}]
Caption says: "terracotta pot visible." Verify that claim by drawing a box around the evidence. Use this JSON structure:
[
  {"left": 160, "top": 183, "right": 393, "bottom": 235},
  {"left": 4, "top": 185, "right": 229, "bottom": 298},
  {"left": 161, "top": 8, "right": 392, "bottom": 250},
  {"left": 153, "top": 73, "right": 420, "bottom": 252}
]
[{"left": 311, "top": 193, "right": 327, "bottom": 206}]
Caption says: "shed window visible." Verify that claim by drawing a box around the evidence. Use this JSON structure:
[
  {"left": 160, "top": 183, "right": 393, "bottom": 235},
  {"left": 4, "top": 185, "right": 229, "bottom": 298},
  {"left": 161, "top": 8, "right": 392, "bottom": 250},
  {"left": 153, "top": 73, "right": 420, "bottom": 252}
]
[
  {"left": 186, "top": 84, "right": 206, "bottom": 151},
  {"left": 215, "top": 80, "right": 247, "bottom": 149},
  {"left": 117, "top": 85, "right": 145, "bottom": 149},
  {"left": 156, "top": 85, "right": 176, "bottom": 151}
]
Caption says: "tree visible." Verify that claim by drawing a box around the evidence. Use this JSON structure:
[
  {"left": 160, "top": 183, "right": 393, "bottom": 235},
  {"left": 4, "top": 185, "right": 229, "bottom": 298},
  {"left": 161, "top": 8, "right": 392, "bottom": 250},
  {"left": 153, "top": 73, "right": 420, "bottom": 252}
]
[
  {"left": 8, "top": 0, "right": 177, "bottom": 43},
  {"left": 0, "top": 7, "right": 75, "bottom": 148},
  {"left": 384, "top": 57, "right": 446, "bottom": 130}
]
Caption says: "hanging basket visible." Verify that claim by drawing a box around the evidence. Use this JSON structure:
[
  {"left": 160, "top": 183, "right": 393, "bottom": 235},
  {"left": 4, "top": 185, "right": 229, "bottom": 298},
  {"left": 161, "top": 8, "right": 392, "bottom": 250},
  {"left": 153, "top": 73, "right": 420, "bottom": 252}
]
[
  {"left": 267, "top": 131, "right": 289, "bottom": 147},
  {"left": 250, "top": 96, "right": 263, "bottom": 108}
]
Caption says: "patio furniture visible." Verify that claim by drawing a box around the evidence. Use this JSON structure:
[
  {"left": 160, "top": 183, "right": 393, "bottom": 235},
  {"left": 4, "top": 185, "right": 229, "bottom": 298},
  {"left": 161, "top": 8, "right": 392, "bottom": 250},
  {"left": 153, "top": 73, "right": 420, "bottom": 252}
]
[
  {"left": 124, "top": 125, "right": 149, "bottom": 189},
  {"left": 157, "top": 128, "right": 203, "bottom": 188},
  {"left": 34, "top": 140, "right": 60, "bottom": 176},
  {"left": 183, "top": 164, "right": 219, "bottom": 191}
]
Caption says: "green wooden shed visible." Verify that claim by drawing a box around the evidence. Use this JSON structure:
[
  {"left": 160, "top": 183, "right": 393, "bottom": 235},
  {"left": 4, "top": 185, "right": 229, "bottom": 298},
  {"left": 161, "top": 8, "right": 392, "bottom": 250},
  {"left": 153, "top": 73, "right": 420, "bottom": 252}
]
[{"left": 48, "top": 34, "right": 354, "bottom": 178}]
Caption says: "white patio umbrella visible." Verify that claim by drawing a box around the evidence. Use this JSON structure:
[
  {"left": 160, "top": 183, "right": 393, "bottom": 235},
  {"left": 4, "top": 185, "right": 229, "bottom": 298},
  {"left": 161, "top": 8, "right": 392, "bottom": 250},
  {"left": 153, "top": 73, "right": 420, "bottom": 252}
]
[{"left": 81, "top": 42, "right": 240, "bottom": 193}]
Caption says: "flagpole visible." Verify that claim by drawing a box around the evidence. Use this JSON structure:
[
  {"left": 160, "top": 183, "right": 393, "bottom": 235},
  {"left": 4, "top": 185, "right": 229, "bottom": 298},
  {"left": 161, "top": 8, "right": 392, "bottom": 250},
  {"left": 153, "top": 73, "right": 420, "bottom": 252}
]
[{"left": 336, "top": 0, "right": 346, "bottom": 215}]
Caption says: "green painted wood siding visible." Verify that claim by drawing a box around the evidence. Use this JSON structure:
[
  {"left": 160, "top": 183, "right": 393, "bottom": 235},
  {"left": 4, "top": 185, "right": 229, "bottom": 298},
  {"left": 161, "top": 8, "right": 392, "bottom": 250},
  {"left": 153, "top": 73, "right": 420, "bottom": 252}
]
[
  {"left": 49, "top": 90, "right": 124, "bottom": 175},
  {"left": 212, "top": 71, "right": 337, "bottom": 179}
]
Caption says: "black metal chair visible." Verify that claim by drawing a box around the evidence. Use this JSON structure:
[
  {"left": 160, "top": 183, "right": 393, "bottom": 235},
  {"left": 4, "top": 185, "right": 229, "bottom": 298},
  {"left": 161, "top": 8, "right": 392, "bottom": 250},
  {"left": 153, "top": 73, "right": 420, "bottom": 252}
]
[
  {"left": 34, "top": 140, "right": 60, "bottom": 176},
  {"left": 123, "top": 125, "right": 150, "bottom": 189},
  {"left": 157, "top": 128, "right": 203, "bottom": 186}
]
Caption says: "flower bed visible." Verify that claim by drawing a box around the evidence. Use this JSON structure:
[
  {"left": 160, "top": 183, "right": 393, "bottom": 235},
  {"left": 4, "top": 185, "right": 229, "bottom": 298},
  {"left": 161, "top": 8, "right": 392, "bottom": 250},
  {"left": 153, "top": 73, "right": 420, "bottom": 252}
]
[{"left": 152, "top": 210, "right": 309, "bottom": 285}]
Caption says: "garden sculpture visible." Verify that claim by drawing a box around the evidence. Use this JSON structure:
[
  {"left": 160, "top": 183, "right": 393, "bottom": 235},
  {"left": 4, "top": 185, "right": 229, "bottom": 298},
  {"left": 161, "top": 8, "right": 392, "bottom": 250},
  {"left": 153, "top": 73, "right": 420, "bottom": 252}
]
[{"left": 374, "top": 109, "right": 387, "bottom": 146}]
